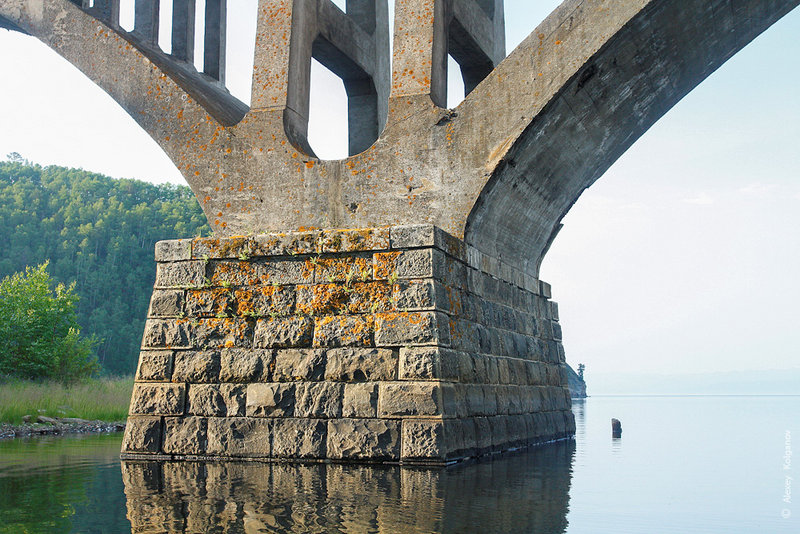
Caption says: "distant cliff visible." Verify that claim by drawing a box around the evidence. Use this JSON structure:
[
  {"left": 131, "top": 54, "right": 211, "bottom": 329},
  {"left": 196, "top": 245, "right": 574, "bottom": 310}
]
[{"left": 566, "top": 364, "right": 587, "bottom": 398}]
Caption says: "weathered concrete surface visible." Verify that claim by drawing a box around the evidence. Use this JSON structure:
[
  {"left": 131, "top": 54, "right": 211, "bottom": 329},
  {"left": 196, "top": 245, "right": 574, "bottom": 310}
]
[{"left": 2, "top": 0, "right": 797, "bottom": 276}]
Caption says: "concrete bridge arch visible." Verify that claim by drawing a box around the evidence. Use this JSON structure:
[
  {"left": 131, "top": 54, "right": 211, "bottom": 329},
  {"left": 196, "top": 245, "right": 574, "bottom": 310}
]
[{"left": 1, "top": 1, "right": 797, "bottom": 278}]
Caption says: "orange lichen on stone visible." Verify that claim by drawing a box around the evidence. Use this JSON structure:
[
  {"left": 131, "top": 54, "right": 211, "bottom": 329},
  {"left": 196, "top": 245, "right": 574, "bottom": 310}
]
[
  {"left": 186, "top": 287, "right": 235, "bottom": 317},
  {"left": 296, "top": 284, "right": 350, "bottom": 316},
  {"left": 373, "top": 251, "right": 402, "bottom": 279},
  {"left": 315, "top": 256, "right": 372, "bottom": 283},
  {"left": 210, "top": 261, "right": 260, "bottom": 286},
  {"left": 313, "top": 314, "right": 374, "bottom": 347}
]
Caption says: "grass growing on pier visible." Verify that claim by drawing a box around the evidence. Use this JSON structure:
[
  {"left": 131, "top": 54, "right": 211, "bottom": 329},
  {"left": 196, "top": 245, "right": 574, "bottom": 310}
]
[{"left": 0, "top": 376, "right": 133, "bottom": 424}]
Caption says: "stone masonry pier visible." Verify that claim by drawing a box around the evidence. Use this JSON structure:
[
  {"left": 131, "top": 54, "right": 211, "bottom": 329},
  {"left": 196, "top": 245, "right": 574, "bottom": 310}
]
[{"left": 122, "top": 226, "right": 573, "bottom": 465}]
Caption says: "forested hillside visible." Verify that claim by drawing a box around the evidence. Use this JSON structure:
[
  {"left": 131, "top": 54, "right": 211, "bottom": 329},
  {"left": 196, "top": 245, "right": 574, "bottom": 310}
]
[{"left": 0, "top": 157, "right": 210, "bottom": 374}]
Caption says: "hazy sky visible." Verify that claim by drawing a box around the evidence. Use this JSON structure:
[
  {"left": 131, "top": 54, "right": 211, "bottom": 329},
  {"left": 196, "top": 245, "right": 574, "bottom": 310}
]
[{"left": 0, "top": 1, "right": 798, "bottom": 381}]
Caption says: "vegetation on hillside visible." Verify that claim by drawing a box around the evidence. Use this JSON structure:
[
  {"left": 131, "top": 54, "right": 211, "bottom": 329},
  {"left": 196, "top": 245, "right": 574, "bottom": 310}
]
[{"left": 0, "top": 156, "right": 210, "bottom": 374}]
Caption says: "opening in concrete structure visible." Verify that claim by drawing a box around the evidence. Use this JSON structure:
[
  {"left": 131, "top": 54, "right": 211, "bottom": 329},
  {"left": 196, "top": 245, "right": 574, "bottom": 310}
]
[
  {"left": 157, "top": 1, "right": 174, "bottom": 54},
  {"left": 446, "top": 54, "right": 467, "bottom": 108},
  {"left": 308, "top": 58, "right": 349, "bottom": 160},
  {"left": 118, "top": 0, "right": 134, "bottom": 32},
  {"left": 311, "top": 31, "right": 383, "bottom": 158}
]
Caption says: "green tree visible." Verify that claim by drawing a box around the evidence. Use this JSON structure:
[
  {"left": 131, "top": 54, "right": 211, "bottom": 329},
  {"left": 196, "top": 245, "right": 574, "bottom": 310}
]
[{"left": 0, "top": 262, "right": 99, "bottom": 382}]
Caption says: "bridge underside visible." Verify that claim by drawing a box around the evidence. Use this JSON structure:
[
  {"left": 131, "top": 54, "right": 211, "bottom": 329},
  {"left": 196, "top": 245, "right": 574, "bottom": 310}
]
[{"left": 464, "top": 0, "right": 800, "bottom": 274}]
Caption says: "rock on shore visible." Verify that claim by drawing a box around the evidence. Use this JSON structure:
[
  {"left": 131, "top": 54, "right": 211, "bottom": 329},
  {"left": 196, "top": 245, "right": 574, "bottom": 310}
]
[{"left": 0, "top": 416, "right": 125, "bottom": 440}]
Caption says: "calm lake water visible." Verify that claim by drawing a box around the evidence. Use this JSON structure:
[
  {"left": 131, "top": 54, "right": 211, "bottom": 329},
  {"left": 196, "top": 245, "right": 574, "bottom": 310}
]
[{"left": 0, "top": 395, "right": 796, "bottom": 533}]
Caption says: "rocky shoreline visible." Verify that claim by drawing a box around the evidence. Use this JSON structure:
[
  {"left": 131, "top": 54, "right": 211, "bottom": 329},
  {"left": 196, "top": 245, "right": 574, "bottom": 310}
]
[{"left": 0, "top": 416, "right": 126, "bottom": 440}]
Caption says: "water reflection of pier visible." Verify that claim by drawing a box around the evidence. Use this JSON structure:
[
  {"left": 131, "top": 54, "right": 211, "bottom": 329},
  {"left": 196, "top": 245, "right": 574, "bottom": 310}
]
[{"left": 122, "top": 440, "right": 575, "bottom": 533}]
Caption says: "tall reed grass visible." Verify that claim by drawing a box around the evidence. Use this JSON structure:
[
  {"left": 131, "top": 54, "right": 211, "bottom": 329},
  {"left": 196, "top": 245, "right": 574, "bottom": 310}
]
[{"left": 0, "top": 376, "right": 133, "bottom": 424}]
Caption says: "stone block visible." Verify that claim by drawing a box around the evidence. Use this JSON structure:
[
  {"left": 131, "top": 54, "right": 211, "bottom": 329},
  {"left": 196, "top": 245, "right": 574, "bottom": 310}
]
[
  {"left": 314, "top": 255, "right": 373, "bottom": 284},
  {"left": 539, "top": 281, "right": 552, "bottom": 299},
  {"left": 313, "top": 315, "right": 373, "bottom": 347},
  {"left": 193, "top": 318, "right": 253, "bottom": 349},
  {"left": 456, "top": 418, "right": 477, "bottom": 457},
  {"left": 141, "top": 319, "right": 191, "bottom": 349},
  {"left": 389, "top": 224, "right": 435, "bottom": 249},
  {"left": 401, "top": 420, "right": 445, "bottom": 461},
  {"left": 465, "top": 384, "right": 485, "bottom": 415},
  {"left": 398, "top": 347, "right": 439, "bottom": 380},
  {"left": 379, "top": 383, "right": 442, "bottom": 417},
  {"left": 155, "top": 261, "right": 206, "bottom": 288},
  {"left": 551, "top": 321, "right": 563, "bottom": 341},
  {"left": 122, "top": 416, "right": 162, "bottom": 453},
  {"left": 481, "top": 385, "right": 498, "bottom": 416},
  {"left": 474, "top": 417, "right": 492, "bottom": 451},
  {"left": 148, "top": 290, "right": 184, "bottom": 317},
  {"left": 439, "top": 348, "right": 462, "bottom": 381},
  {"left": 129, "top": 383, "right": 185, "bottom": 415},
  {"left": 345, "top": 282, "right": 393, "bottom": 313},
  {"left": 295, "top": 382, "right": 343, "bottom": 418},
  {"left": 296, "top": 284, "right": 351, "bottom": 316},
  {"left": 321, "top": 228, "right": 390, "bottom": 253},
  {"left": 433, "top": 227, "right": 467, "bottom": 261},
  {"left": 273, "top": 349, "right": 325, "bottom": 381},
  {"left": 327, "top": 419, "right": 400, "bottom": 460},
  {"left": 254, "top": 317, "right": 314, "bottom": 348},
  {"left": 485, "top": 357, "right": 500, "bottom": 384},
  {"left": 185, "top": 288, "right": 234, "bottom": 317},
  {"left": 342, "top": 383, "right": 378, "bottom": 418},
  {"left": 192, "top": 236, "right": 259, "bottom": 259},
  {"left": 234, "top": 286, "right": 295, "bottom": 317},
  {"left": 325, "top": 347, "right": 397, "bottom": 381},
  {"left": 208, "top": 260, "right": 260, "bottom": 286},
  {"left": 253, "top": 230, "right": 321, "bottom": 256},
  {"left": 507, "top": 358, "right": 526, "bottom": 385},
  {"left": 497, "top": 358, "right": 511, "bottom": 385},
  {"left": 172, "top": 351, "right": 220, "bottom": 383},
  {"left": 246, "top": 383, "right": 295, "bottom": 417},
  {"left": 272, "top": 418, "right": 327, "bottom": 458},
  {"left": 258, "top": 259, "right": 314, "bottom": 285},
  {"left": 393, "top": 249, "right": 433, "bottom": 279},
  {"left": 206, "top": 417, "right": 272, "bottom": 457},
  {"left": 393, "top": 280, "right": 435, "bottom": 310},
  {"left": 155, "top": 239, "right": 192, "bottom": 262},
  {"left": 219, "top": 348, "right": 272, "bottom": 382},
  {"left": 188, "top": 384, "right": 245, "bottom": 416},
  {"left": 455, "top": 349, "right": 476, "bottom": 382},
  {"left": 374, "top": 311, "right": 448, "bottom": 346},
  {"left": 441, "top": 383, "right": 467, "bottom": 418},
  {"left": 163, "top": 416, "right": 207, "bottom": 455},
  {"left": 470, "top": 353, "right": 488, "bottom": 383},
  {"left": 135, "top": 351, "right": 173, "bottom": 381},
  {"left": 490, "top": 416, "right": 509, "bottom": 449}
]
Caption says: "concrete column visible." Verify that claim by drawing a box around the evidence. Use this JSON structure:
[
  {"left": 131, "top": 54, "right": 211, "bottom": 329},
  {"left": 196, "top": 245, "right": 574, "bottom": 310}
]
[
  {"left": 391, "top": 0, "right": 448, "bottom": 107},
  {"left": 133, "top": 0, "right": 160, "bottom": 44},
  {"left": 449, "top": 0, "right": 505, "bottom": 95},
  {"left": 204, "top": 0, "right": 227, "bottom": 83},
  {"left": 250, "top": 0, "right": 389, "bottom": 157},
  {"left": 391, "top": 0, "right": 504, "bottom": 105},
  {"left": 171, "top": 0, "right": 196, "bottom": 63}
]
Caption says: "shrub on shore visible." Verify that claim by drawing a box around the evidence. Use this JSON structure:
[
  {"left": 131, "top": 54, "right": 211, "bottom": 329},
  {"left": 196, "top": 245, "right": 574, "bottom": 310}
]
[
  {"left": 0, "top": 262, "right": 99, "bottom": 382},
  {"left": 0, "top": 376, "right": 133, "bottom": 424}
]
